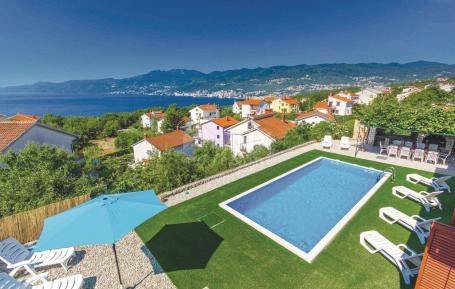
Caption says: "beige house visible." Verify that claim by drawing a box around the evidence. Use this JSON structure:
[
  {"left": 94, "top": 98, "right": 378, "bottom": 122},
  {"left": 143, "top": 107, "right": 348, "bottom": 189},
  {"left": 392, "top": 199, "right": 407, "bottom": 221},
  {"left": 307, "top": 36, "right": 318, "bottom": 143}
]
[{"left": 270, "top": 97, "right": 299, "bottom": 113}]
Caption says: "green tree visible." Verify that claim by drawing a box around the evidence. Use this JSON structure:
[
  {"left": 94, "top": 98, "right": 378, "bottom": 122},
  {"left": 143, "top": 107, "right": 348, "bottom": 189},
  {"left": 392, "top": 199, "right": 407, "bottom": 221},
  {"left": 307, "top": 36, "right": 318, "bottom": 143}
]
[{"left": 161, "top": 104, "right": 185, "bottom": 133}]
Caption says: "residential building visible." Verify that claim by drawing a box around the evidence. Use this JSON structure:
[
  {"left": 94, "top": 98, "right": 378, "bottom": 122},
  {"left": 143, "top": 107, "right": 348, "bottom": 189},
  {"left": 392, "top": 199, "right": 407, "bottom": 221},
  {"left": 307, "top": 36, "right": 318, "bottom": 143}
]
[
  {"left": 358, "top": 87, "right": 390, "bottom": 105},
  {"left": 270, "top": 97, "right": 300, "bottom": 113},
  {"left": 328, "top": 94, "right": 353, "bottom": 115},
  {"left": 0, "top": 114, "right": 5, "bottom": 121},
  {"left": 189, "top": 104, "right": 219, "bottom": 124},
  {"left": 313, "top": 101, "right": 331, "bottom": 114},
  {"left": 199, "top": 116, "right": 239, "bottom": 147},
  {"left": 439, "top": 83, "right": 455, "bottom": 92},
  {"left": 396, "top": 86, "right": 422, "bottom": 101},
  {"left": 226, "top": 114, "right": 295, "bottom": 155},
  {"left": 232, "top": 99, "right": 269, "bottom": 118},
  {"left": 294, "top": 110, "right": 335, "bottom": 125},
  {"left": 141, "top": 111, "right": 166, "bottom": 129},
  {"left": 132, "top": 130, "right": 193, "bottom": 162},
  {"left": 0, "top": 113, "right": 78, "bottom": 153},
  {"left": 337, "top": 91, "right": 359, "bottom": 104}
]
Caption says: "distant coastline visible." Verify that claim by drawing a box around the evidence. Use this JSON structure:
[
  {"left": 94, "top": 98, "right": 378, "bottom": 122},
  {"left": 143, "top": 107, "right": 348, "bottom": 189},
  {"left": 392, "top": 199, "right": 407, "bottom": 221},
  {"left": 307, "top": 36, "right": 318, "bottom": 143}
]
[{"left": 0, "top": 93, "right": 239, "bottom": 116}]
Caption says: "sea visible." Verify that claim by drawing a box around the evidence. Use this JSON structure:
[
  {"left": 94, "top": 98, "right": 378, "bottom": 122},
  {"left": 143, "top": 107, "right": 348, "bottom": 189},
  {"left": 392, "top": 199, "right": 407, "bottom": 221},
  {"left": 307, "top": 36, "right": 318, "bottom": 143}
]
[{"left": 0, "top": 94, "right": 240, "bottom": 116}]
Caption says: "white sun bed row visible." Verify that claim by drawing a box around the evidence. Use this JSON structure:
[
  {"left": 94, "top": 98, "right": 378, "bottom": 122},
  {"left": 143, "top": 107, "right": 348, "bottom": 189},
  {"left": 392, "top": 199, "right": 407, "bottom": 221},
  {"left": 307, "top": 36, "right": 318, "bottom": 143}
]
[
  {"left": 360, "top": 173, "right": 451, "bottom": 285},
  {"left": 0, "top": 237, "right": 82, "bottom": 289}
]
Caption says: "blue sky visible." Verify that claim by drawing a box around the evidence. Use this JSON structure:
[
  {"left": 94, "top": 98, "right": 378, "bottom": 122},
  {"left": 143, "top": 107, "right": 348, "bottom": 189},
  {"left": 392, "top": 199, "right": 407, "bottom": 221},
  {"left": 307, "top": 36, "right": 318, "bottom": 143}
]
[{"left": 0, "top": 0, "right": 454, "bottom": 86}]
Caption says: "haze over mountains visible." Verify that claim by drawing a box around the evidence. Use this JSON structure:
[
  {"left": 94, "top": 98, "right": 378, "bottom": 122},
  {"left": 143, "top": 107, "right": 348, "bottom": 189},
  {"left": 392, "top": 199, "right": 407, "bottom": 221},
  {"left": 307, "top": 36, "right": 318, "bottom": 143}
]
[{"left": 1, "top": 61, "right": 454, "bottom": 98}]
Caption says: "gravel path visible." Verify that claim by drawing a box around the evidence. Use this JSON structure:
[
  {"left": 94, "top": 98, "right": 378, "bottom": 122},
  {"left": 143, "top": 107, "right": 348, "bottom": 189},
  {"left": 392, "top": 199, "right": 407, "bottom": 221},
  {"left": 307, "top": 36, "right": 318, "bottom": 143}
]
[{"left": 43, "top": 232, "right": 176, "bottom": 289}]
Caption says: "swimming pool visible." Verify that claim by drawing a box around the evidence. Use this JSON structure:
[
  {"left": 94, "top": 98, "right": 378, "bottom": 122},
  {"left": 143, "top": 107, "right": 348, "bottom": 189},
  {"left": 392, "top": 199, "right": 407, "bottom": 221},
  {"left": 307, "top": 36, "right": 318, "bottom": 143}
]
[{"left": 219, "top": 157, "right": 390, "bottom": 262}]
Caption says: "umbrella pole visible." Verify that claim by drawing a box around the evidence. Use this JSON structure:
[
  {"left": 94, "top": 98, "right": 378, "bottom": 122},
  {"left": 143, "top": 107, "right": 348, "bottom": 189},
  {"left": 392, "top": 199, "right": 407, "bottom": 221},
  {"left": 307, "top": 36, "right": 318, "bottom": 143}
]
[{"left": 112, "top": 244, "right": 123, "bottom": 288}]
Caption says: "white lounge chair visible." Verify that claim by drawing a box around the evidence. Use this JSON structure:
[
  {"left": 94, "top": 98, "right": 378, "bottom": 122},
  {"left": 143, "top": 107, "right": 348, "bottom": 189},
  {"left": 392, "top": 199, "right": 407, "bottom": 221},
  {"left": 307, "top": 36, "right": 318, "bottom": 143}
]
[
  {"left": 392, "top": 186, "right": 443, "bottom": 212},
  {"left": 0, "top": 272, "right": 83, "bottom": 289},
  {"left": 360, "top": 231, "right": 422, "bottom": 285},
  {"left": 379, "top": 207, "right": 440, "bottom": 244},
  {"left": 321, "top": 135, "right": 332, "bottom": 149},
  {"left": 339, "top": 136, "right": 350, "bottom": 150},
  {"left": 406, "top": 173, "right": 452, "bottom": 192},
  {"left": 0, "top": 237, "right": 74, "bottom": 277}
]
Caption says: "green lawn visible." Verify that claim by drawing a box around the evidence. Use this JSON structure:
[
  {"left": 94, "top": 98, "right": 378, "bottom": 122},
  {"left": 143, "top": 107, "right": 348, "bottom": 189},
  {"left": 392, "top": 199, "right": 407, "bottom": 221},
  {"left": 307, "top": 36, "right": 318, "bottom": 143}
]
[{"left": 136, "top": 150, "right": 455, "bottom": 289}]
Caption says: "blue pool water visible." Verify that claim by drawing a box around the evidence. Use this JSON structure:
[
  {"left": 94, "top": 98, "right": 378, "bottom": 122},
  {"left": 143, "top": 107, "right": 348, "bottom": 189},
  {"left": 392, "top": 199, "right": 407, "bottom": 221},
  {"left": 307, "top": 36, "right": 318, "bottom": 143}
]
[{"left": 226, "top": 158, "right": 383, "bottom": 254}]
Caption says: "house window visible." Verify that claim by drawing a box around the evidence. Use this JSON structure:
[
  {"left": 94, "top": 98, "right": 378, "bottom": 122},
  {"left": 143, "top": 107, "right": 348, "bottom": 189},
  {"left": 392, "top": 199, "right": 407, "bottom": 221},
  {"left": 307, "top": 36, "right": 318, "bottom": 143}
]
[
  {"left": 336, "top": 101, "right": 340, "bottom": 106},
  {"left": 247, "top": 121, "right": 252, "bottom": 129},
  {"left": 329, "top": 102, "right": 332, "bottom": 107},
  {"left": 243, "top": 135, "right": 247, "bottom": 144},
  {"left": 217, "top": 134, "right": 220, "bottom": 139},
  {"left": 216, "top": 126, "right": 219, "bottom": 130}
]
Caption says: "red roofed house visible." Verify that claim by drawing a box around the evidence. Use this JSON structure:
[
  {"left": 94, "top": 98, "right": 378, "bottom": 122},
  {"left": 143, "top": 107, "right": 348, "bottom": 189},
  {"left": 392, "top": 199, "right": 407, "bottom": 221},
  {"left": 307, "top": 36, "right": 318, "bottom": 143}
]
[
  {"left": 141, "top": 111, "right": 166, "bottom": 129},
  {"left": 313, "top": 101, "right": 331, "bottom": 114},
  {"left": 199, "top": 116, "right": 240, "bottom": 147},
  {"left": 270, "top": 96, "right": 300, "bottom": 113},
  {"left": 328, "top": 93, "right": 353, "bottom": 116},
  {"left": 132, "top": 129, "right": 194, "bottom": 162},
  {"left": 0, "top": 113, "right": 78, "bottom": 154},
  {"left": 226, "top": 114, "right": 295, "bottom": 155},
  {"left": 232, "top": 99, "right": 269, "bottom": 118},
  {"left": 189, "top": 104, "right": 220, "bottom": 125},
  {"left": 294, "top": 110, "right": 335, "bottom": 125}
]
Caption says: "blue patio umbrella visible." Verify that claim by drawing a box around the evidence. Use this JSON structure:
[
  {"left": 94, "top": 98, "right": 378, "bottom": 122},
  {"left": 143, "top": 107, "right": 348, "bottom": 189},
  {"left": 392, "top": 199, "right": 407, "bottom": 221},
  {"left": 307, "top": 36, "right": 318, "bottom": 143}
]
[{"left": 34, "top": 190, "right": 167, "bottom": 288}]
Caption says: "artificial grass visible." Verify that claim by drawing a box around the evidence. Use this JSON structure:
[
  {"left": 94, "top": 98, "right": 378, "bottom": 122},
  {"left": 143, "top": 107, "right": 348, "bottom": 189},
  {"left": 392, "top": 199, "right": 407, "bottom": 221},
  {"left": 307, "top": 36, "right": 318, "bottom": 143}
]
[{"left": 136, "top": 150, "right": 455, "bottom": 289}]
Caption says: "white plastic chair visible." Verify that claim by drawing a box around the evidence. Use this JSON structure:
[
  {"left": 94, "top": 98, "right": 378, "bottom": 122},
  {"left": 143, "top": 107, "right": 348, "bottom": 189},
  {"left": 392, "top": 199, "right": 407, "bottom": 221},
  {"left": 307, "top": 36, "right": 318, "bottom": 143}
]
[
  {"left": 428, "top": 144, "right": 439, "bottom": 151},
  {"left": 360, "top": 231, "right": 422, "bottom": 285},
  {"left": 412, "top": 149, "right": 425, "bottom": 162},
  {"left": 379, "top": 207, "right": 440, "bottom": 244},
  {"left": 399, "top": 147, "right": 411, "bottom": 160},
  {"left": 339, "top": 136, "right": 351, "bottom": 150},
  {"left": 392, "top": 186, "right": 443, "bottom": 212},
  {"left": 321, "top": 135, "right": 332, "bottom": 149},
  {"left": 406, "top": 174, "right": 452, "bottom": 192},
  {"left": 388, "top": 145, "right": 399, "bottom": 158}
]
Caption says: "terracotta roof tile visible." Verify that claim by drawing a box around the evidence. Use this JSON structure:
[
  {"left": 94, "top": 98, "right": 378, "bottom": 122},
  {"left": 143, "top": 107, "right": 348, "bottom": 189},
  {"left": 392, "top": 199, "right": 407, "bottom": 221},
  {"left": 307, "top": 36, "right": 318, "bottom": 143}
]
[
  {"left": 254, "top": 115, "right": 295, "bottom": 140},
  {"left": 314, "top": 101, "right": 330, "bottom": 110},
  {"left": 6, "top": 113, "right": 40, "bottom": 122},
  {"left": 198, "top": 104, "right": 218, "bottom": 111},
  {"left": 211, "top": 116, "right": 239, "bottom": 128},
  {"left": 329, "top": 94, "right": 353, "bottom": 103},
  {"left": 280, "top": 96, "right": 299, "bottom": 105},
  {"left": 263, "top": 96, "right": 278, "bottom": 103},
  {"left": 296, "top": 110, "right": 335, "bottom": 122},
  {"left": 0, "top": 121, "right": 36, "bottom": 152},
  {"left": 145, "top": 111, "right": 166, "bottom": 119},
  {"left": 144, "top": 130, "right": 193, "bottom": 152}
]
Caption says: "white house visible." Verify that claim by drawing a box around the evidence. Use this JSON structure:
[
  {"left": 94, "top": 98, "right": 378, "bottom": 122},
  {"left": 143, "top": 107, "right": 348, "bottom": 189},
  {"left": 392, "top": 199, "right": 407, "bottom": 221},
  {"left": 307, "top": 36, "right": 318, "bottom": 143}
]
[
  {"left": 294, "top": 110, "right": 335, "bottom": 125},
  {"left": 233, "top": 99, "right": 269, "bottom": 118},
  {"left": 189, "top": 104, "right": 220, "bottom": 124},
  {"left": 141, "top": 111, "right": 166, "bottom": 129},
  {"left": 337, "top": 91, "right": 359, "bottom": 104},
  {"left": 226, "top": 114, "right": 295, "bottom": 155},
  {"left": 327, "top": 94, "right": 353, "bottom": 116},
  {"left": 357, "top": 87, "right": 390, "bottom": 105},
  {"left": 397, "top": 87, "right": 422, "bottom": 101},
  {"left": 132, "top": 130, "right": 193, "bottom": 163},
  {"left": 0, "top": 114, "right": 78, "bottom": 153}
]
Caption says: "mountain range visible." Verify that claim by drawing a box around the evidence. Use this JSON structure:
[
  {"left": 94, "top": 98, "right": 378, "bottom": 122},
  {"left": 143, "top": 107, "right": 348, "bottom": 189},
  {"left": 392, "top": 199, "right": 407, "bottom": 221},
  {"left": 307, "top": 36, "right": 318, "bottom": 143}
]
[{"left": 1, "top": 61, "right": 454, "bottom": 97}]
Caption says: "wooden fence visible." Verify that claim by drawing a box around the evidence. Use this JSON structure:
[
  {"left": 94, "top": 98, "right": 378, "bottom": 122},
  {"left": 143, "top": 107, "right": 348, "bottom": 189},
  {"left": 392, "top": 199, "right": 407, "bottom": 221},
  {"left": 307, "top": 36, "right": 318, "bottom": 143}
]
[{"left": 0, "top": 194, "right": 90, "bottom": 243}]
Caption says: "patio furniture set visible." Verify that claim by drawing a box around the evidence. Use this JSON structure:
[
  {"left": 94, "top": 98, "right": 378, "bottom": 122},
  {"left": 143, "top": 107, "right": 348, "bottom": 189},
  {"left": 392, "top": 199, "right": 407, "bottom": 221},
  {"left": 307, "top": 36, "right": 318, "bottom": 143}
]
[
  {"left": 360, "top": 173, "right": 452, "bottom": 285},
  {"left": 379, "top": 138, "right": 451, "bottom": 165}
]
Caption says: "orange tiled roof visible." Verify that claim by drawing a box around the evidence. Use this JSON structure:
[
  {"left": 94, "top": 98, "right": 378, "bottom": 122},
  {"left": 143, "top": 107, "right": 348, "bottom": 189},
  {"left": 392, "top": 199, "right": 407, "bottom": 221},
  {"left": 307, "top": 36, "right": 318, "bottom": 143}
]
[
  {"left": 415, "top": 222, "right": 455, "bottom": 289},
  {"left": 263, "top": 96, "right": 278, "bottom": 103},
  {"left": 145, "top": 111, "right": 166, "bottom": 119},
  {"left": 5, "top": 113, "right": 40, "bottom": 122},
  {"left": 329, "top": 94, "right": 353, "bottom": 103},
  {"left": 281, "top": 96, "right": 299, "bottom": 105},
  {"left": 211, "top": 116, "right": 239, "bottom": 128},
  {"left": 254, "top": 115, "right": 295, "bottom": 140},
  {"left": 0, "top": 121, "right": 36, "bottom": 152},
  {"left": 181, "top": 116, "right": 191, "bottom": 123},
  {"left": 314, "top": 101, "right": 330, "bottom": 110},
  {"left": 296, "top": 110, "right": 335, "bottom": 122},
  {"left": 235, "top": 99, "right": 265, "bottom": 106},
  {"left": 198, "top": 104, "right": 218, "bottom": 111},
  {"left": 144, "top": 130, "right": 193, "bottom": 152}
]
